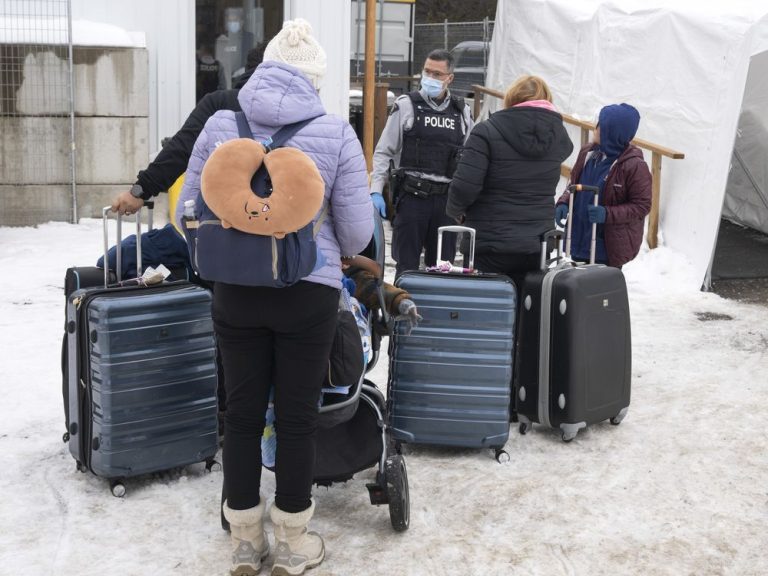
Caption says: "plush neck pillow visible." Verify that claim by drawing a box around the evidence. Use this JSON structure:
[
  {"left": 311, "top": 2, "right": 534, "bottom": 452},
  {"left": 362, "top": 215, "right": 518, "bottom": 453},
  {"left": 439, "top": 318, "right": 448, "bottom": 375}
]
[{"left": 200, "top": 138, "right": 325, "bottom": 238}]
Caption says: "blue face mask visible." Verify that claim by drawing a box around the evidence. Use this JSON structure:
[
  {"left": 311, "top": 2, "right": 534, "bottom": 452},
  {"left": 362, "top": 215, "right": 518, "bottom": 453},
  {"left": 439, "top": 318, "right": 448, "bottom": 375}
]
[
  {"left": 421, "top": 75, "right": 445, "bottom": 99},
  {"left": 226, "top": 21, "right": 241, "bottom": 35}
]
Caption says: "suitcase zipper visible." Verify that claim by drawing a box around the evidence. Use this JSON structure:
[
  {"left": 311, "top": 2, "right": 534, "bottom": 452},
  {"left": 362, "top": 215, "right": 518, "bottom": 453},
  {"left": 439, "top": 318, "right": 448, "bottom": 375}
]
[
  {"left": 272, "top": 237, "right": 278, "bottom": 281},
  {"left": 76, "top": 299, "right": 93, "bottom": 472}
]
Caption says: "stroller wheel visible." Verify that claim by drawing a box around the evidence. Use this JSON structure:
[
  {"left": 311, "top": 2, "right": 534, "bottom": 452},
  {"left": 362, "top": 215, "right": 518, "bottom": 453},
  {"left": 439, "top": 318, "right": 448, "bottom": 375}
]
[
  {"left": 220, "top": 482, "right": 230, "bottom": 532},
  {"left": 385, "top": 455, "right": 410, "bottom": 532},
  {"left": 385, "top": 438, "right": 403, "bottom": 458}
]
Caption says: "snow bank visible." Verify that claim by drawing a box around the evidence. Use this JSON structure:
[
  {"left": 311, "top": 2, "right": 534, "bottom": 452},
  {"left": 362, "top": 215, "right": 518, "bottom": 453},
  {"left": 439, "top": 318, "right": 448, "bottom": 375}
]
[{"left": 0, "top": 17, "right": 145, "bottom": 47}]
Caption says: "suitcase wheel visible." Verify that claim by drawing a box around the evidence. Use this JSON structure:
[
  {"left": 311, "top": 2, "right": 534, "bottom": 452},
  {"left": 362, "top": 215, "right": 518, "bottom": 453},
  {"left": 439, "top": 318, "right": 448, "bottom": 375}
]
[
  {"left": 561, "top": 429, "right": 582, "bottom": 443},
  {"left": 518, "top": 422, "right": 532, "bottom": 435},
  {"left": 110, "top": 480, "right": 126, "bottom": 498},
  {"left": 493, "top": 448, "right": 510, "bottom": 464},
  {"left": 205, "top": 458, "right": 221, "bottom": 473},
  {"left": 610, "top": 407, "right": 628, "bottom": 426},
  {"left": 62, "top": 432, "right": 70, "bottom": 443},
  {"left": 560, "top": 423, "right": 585, "bottom": 443}
]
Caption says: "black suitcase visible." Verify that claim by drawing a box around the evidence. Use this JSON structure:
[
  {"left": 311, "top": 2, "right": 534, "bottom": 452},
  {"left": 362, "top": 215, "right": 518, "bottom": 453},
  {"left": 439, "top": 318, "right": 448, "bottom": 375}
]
[
  {"left": 65, "top": 207, "right": 219, "bottom": 496},
  {"left": 514, "top": 185, "right": 631, "bottom": 442}
]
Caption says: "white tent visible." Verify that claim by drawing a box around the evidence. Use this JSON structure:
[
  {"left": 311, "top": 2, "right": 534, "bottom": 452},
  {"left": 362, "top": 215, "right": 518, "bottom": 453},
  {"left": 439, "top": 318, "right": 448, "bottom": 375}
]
[
  {"left": 486, "top": 0, "right": 768, "bottom": 288},
  {"left": 722, "top": 50, "right": 768, "bottom": 236}
]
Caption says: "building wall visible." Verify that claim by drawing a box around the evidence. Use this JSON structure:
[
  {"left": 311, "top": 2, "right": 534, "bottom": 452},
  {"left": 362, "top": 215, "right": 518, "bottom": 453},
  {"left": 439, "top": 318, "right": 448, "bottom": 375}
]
[
  {"left": 70, "top": 0, "right": 195, "bottom": 158},
  {"left": 0, "top": 46, "right": 150, "bottom": 226},
  {"left": 70, "top": 0, "right": 352, "bottom": 155},
  {"left": 285, "top": 0, "right": 351, "bottom": 117},
  {"left": 0, "top": 1, "right": 353, "bottom": 226}
]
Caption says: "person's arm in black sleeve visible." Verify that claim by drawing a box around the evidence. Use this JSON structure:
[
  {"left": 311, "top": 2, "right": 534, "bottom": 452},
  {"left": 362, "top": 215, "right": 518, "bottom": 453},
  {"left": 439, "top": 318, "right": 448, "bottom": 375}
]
[
  {"left": 111, "top": 89, "right": 236, "bottom": 214},
  {"left": 446, "top": 123, "right": 490, "bottom": 223}
]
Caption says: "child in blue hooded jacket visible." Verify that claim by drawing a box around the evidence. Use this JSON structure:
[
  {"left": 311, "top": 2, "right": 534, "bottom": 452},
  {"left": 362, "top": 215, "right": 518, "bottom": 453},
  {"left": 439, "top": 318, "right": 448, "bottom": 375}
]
[{"left": 555, "top": 103, "right": 652, "bottom": 267}]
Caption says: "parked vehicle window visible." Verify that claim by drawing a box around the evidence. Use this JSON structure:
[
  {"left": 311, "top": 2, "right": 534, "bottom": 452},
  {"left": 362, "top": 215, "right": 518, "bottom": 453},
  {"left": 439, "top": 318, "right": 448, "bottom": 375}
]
[{"left": 450, "top": 40, "right": 489, "bottom": 98}]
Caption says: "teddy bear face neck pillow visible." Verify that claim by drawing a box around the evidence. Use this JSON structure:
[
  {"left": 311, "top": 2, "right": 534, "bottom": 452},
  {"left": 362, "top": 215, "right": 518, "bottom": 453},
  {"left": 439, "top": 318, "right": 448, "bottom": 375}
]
[{"left": 200, "top": 137, "right": 325, "bottom": 239}]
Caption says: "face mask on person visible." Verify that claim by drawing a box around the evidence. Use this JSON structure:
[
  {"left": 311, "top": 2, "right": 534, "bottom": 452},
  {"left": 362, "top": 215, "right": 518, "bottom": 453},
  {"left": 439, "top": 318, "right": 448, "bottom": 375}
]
[
  {"left": 226, "top": 21, "right": 241, "bottom": 35},
  {"left": 420, "top": 75, "right": 444, "bottom": 99}
]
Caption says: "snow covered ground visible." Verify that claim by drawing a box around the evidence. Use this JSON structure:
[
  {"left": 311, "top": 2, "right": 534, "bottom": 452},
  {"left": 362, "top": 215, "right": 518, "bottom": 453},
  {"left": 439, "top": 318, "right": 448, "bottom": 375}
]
[{"left": 1, "top": 218, "right": 766, "bottom": 576}]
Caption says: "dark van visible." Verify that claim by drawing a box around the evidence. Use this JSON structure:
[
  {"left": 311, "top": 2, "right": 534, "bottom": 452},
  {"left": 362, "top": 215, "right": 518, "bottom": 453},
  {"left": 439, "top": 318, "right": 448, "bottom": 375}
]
[{"left": 450, "top": 40, "right": 489, "bottom": 98}]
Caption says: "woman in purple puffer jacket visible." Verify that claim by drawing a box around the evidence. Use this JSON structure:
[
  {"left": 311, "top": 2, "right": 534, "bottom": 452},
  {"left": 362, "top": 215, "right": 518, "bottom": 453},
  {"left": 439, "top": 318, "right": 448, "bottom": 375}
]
[{"left": 178, "top": 19, "right": 373, "bottom": 576}]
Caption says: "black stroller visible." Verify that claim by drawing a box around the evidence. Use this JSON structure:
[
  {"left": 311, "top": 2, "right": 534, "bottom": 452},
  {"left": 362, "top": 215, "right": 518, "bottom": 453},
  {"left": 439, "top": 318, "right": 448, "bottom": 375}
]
[{"left": 222, "top": 211, "right": 410, "bottom": 532}]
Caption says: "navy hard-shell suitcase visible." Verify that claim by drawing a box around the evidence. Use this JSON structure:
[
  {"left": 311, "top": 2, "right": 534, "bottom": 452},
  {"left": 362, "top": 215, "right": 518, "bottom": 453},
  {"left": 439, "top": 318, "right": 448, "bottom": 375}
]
[
  {"left": 388, "top": 226, "right": 515, "bottom": 461},
  {"left": 515, "top": 185, "right": 631, "bottom": 442},
  {"left": 65, "top": 208, "right": 219, "bottom": 496}
]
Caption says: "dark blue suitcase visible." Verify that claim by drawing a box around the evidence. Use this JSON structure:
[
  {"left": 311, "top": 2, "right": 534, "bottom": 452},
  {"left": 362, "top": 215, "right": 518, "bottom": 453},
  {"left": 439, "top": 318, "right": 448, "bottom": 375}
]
[
  {"left": 388, "top": 226, "right": 515, "bottom": 461},
  {"left": 515, "top": 187, "right": 631, "bottom": 442},
  {"left": 65, "top": 208, "right": 219, "bottom": 496}
]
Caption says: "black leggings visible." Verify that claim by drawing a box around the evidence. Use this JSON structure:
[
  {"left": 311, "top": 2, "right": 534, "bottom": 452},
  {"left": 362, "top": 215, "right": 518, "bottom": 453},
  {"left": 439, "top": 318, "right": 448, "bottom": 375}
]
[
  {"left": 213, "top": 281, "right": 339, "bottom": 513},
  {"left": 473, "top": 251, "right": 540, "bottom": 289}
]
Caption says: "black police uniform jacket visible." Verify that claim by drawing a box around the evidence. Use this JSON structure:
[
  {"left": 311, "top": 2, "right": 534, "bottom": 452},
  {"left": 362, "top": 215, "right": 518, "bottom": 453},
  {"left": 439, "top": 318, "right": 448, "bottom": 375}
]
[{"left": 446, "top": 106, "right": 573, "bottom": 255}]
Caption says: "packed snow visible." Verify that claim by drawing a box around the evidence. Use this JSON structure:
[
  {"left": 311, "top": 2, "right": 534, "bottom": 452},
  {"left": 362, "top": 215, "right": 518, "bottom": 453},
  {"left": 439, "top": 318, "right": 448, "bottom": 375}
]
[
  {"left": 0, "top": 217, "right": 766, "bottom": 576},
  {"left": 0, "top": 17, "right": 145, "bottom": 47}
]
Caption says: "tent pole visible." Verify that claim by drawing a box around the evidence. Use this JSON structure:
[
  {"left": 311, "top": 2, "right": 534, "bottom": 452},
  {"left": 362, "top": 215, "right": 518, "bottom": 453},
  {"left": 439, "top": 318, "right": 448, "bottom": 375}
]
[{"left": 363, "top": 0, "right": 376, "bottom": 172}]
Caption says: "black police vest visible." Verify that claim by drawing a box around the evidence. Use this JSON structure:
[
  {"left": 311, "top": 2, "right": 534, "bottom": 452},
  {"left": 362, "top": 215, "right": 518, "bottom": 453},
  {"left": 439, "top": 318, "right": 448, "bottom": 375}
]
[
  {"left": 196, "top": 57, "right": 221, "bottom": 102},
  {"left": 400, "top": 92, "right": 465, "bottom": 178}
]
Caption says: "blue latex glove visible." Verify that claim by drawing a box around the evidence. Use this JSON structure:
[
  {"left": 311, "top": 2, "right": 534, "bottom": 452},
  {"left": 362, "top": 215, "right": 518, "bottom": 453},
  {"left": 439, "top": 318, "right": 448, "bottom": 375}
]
[
  {"left": 371, "top": 192, "right": 387, "bottom": 218},
  {"left": 587, "top": 204, "right": 607, "bottom": 224},
  {"left": 554, "top": 204, "right": 568, "bottom": 227}
]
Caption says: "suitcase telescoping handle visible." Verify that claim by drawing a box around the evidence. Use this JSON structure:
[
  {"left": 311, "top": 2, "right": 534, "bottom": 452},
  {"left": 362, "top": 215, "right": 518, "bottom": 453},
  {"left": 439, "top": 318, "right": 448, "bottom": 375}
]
[
  {"left": 539, "top": 229, "right": 564, "bottom": 271},
  {"left": 437, "top": 225, "right": 475, "bottom": 270},
  {"left": 564, "top": 184, "right": 600, "bottom": 265},
  {"left": 102, "top": 205, "right": 149, "bottom": 288}
]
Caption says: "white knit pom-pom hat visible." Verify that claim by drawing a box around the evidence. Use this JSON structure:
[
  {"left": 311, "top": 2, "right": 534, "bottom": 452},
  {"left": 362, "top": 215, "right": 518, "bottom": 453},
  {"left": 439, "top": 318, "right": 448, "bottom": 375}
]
[{"left": 263, "top": 18, "right": 327, "bottom": 89}]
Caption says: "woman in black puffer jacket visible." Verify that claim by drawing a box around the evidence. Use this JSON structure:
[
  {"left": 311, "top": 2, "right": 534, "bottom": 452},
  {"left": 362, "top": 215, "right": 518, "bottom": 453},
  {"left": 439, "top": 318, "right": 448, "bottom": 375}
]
[{"left": 446, "top": 75, "right": 573, "bottom": 286}]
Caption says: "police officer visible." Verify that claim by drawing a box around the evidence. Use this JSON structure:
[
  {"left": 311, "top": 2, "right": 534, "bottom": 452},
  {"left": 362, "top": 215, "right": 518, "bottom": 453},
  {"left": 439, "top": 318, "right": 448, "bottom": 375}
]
[
  {"left": 370, "top": 49, "right": 474, "bottom": 277},
  {"left": 196, "top": 40, "right": 226, "bottom": 103}
]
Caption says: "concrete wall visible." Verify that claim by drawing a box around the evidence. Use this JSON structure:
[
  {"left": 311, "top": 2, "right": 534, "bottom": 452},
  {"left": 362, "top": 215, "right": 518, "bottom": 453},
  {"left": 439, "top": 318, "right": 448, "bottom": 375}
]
[
  {"left": 0, "top": 184, "right": 168, "bottom": 227},
  {"left": 70, "top": 0, "right": 195, "bottom": 155},
  {"left": 0, "top": 46, "right": 149, "bottom": 226},
  {"left": 1, "top": 117, "right": 148, "bottom": 183}
]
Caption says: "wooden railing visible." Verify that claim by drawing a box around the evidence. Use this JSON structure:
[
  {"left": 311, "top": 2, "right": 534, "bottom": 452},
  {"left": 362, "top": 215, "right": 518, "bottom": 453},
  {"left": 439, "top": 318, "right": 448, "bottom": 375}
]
[{"left": 471, "top": 85, "right": 685, "bottom": 249}]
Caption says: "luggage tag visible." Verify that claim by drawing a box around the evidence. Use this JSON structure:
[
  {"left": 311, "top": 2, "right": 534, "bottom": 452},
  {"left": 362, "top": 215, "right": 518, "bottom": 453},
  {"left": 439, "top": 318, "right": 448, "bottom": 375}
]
[
  {"left": 116, "top": 264, "right": 172, "bottom": 287},
  {"left": 427, "top": 260, "right": 475, "bottom": 274}
]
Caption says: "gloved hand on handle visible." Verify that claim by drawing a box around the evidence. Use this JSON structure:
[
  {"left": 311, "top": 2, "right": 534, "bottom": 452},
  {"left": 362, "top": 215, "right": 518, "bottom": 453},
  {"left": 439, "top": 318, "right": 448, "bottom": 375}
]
[
  {"left": 395, "top": 298, "right": 423, "bottom": 336},
  {"left": 587, "top": 204, "right": 607, "bottom": 224},
  {"left": 554, "top": 203, "right": 568, "bottom": 227}
]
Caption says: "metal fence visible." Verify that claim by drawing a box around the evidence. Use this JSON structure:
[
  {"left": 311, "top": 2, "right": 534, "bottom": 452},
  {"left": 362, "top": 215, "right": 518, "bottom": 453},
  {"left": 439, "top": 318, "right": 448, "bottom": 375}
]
[
  {"left": 414, "top": 19, "right": 494, "bottom": 98},
  {"left": 0, "top": 0, "right": 76, "bottom": 224}
]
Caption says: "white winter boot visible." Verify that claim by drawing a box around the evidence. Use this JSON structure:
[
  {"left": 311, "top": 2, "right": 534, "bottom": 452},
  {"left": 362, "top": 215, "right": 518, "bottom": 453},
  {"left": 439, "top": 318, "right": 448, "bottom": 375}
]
[
  {"left": 269, "top": 500, "right": 325, "bottom": 576},
  {"left": 222, "top": 498, "right": 270, "bottom": 576}
]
